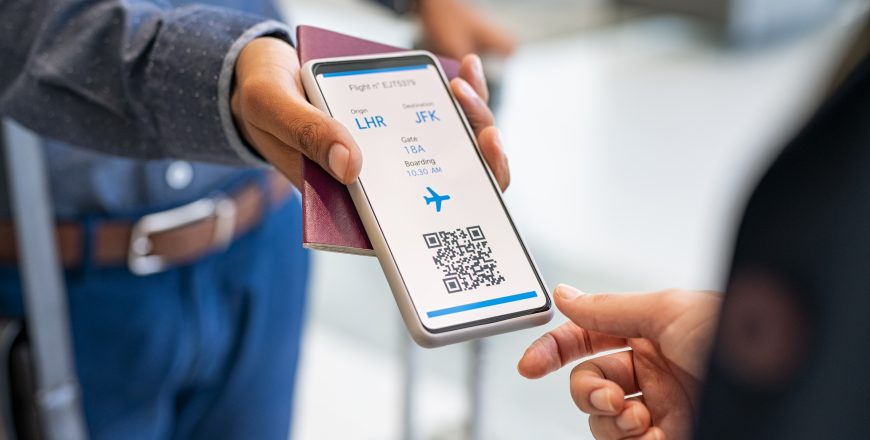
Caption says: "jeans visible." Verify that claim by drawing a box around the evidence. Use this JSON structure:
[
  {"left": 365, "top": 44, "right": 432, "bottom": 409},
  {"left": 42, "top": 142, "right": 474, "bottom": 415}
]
[{"left": 0, "top": 194, "right": 309, "bottom": 440}]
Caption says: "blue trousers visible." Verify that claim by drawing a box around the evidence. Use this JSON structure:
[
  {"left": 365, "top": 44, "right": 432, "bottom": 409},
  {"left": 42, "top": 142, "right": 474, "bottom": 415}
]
[{"left": 0, "top": 195, "right": 309, "bottom": 440}]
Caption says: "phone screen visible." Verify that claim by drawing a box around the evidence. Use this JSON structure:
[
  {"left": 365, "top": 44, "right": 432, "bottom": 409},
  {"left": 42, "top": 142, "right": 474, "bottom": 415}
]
[{"left": 313, "top": 55, "right": 549, "bottom": 332}]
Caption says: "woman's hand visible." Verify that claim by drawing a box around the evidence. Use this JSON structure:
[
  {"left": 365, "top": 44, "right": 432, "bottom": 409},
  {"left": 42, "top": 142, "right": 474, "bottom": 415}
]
[{"left": 518, "top": 285, "right": 723, "bottom": 440}]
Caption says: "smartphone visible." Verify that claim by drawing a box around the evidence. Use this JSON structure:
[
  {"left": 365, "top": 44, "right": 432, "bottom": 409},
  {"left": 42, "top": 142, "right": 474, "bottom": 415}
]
[{"left": 301, "top": 51, "right": 552, "bottom": 347}]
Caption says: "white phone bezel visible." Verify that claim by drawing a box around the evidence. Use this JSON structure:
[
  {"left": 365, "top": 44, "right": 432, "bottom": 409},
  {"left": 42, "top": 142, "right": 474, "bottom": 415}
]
[{"left": 300, "top": 51, "right": 552, "bottom": 347}]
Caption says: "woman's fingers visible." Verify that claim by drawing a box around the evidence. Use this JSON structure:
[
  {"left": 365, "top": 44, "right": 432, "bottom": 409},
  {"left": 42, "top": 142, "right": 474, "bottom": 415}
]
[
  {"left": 553, "top": 285, "right": 676, "bottom": 341},
  {"left": 518, "top": 320, "right": 627, "bottom": 379},
  {"left": 624, "top": 427, "right": 666, "bottom": 440},
  {"left": 588, "top": 400, "right": 652, "bottom": 439},
  {"left": 570, "top": 350, "right": 638, "bottom": 415}
]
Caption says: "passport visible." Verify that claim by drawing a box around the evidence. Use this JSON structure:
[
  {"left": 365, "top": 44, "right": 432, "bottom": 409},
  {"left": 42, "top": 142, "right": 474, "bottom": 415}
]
[{"left": 296, "top": 25, "right": 460, "bottom": 255}]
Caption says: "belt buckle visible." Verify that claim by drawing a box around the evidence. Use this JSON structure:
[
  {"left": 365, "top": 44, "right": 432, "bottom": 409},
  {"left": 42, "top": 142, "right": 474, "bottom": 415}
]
[{"left": 127, "top": 194, "right": 237, "bottom": 276}]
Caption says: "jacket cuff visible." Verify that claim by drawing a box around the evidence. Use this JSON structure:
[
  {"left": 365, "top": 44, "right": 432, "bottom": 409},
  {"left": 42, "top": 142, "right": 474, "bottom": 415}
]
[
  {"left": 218, "top": 20, "right": 292, "bottom": 167},
  {"left": 145, "top": 6, "right": 292, "bottom": 166}
]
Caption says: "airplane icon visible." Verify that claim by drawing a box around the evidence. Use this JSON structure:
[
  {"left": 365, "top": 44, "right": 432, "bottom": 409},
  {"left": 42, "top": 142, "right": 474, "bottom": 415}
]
[{"left": 424, "top": 187, "right": 451, "bottom": 212}]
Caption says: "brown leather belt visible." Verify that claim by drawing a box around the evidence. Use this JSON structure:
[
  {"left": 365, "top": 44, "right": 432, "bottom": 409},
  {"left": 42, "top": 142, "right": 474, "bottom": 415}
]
[{"left": 0, "top": 172, "right": 294, "bottom": 275}]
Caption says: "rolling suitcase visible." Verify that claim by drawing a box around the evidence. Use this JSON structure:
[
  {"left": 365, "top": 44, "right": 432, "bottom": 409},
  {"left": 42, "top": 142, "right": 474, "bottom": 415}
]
[{"left": 0, "top": 120, "right": 87, "bottom": 440}]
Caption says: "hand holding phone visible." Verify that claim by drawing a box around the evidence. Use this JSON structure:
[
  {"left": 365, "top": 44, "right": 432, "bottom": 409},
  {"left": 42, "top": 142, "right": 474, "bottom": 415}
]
[
  {"left": 232, "top": 38, "right": 509, "bottom": 192},
  {"left": 301, "top": 52, "right": 552, "bottom": 347}
]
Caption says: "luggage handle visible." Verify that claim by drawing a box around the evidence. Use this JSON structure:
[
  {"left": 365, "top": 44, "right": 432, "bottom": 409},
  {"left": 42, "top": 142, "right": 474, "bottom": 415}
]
[{"left": 2, "top": 119, "right": 87, "bottom": 440}]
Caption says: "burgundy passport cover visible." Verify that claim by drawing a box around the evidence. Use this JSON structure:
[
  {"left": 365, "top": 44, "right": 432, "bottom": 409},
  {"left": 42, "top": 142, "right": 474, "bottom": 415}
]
[{"left": 296, "top": 25, "right": 460, "bottom": 255}]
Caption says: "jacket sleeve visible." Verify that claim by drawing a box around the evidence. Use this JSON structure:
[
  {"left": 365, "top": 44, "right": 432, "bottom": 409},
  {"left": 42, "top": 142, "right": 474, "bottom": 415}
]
[{"left": 0, "top": 0, "right": 291, "bottom": 165}]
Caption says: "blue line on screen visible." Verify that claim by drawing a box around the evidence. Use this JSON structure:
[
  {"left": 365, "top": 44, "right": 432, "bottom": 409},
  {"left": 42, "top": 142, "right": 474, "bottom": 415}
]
[
  {"left": 321, "top": 64, "right": 429, "bottom": 78},
  {"left": 426, "top": 291, "right": 538, "bottom": 318}
]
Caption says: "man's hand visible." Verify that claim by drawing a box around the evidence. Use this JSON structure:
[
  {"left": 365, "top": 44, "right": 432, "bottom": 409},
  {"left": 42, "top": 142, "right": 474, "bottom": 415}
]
[
  {"left": 231, "top": 37, "right": 509, "bottom": 190},
  {"left": 418, "top": 0, "right": 516, "bottom": 60},
  {"left": 518, "top": 285, "right": 723, "bottom": 440}
]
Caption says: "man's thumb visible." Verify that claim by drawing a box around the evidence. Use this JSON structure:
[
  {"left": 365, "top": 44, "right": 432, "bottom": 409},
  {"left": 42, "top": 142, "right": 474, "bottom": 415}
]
[
  {"left": 553, "top": 284, "right": 665, "bottom": 340},
  {"left": 287, "top": 104, "right": 362, "bottom": 184}
]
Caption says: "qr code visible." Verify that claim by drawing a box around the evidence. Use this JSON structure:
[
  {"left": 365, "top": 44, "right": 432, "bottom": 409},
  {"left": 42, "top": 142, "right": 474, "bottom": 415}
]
[{"left": 423, "top": 226, "right": 506, "bottom": 293}]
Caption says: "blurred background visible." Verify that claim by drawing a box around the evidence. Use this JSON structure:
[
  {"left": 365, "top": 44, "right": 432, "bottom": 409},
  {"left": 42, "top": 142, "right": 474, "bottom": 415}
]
[{"left": 280, "top": 0, "right": 869, "bottom": 438}]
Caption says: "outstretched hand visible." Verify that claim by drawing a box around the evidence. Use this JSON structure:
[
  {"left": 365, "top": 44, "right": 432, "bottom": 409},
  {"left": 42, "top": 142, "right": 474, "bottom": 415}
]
[{"left": 518, "top": 285, "right": 722, "bottom": 440}]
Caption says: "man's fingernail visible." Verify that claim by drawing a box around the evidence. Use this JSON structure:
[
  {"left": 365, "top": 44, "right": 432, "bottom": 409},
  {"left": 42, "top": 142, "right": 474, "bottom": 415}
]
[
  {"left": 555, "top": 284, "right": 583, "bottom": 301},
  {"left": 589, "top": 388, "right": 615, "bottom": 412},
  {"left": 458, "top": 79, "right": 478, "bottom": 99},
  {"left": 328, "top": 143, "right": 350, "bottom": 181},
  {"left": 615, "top": 407, "right": 640, "bottom": 432}
]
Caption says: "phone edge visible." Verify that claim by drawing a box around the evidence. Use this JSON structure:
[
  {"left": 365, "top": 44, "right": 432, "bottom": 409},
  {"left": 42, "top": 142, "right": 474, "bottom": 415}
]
[{"left": 300, "top": 52, "right": 553, "bottom": 348}]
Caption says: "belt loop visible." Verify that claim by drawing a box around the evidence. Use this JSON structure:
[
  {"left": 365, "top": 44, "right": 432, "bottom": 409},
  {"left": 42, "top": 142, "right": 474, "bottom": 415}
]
[{"left": 80, "top": 216, "right": 96, "bottom": 273}]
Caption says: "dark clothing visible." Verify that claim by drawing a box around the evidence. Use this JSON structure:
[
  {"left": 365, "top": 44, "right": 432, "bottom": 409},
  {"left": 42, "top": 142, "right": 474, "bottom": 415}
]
[
  {"left": 696, "top": 48, "right": 870, "bottom": 438},
  {"left": 0, "top": 0, "right": 409, "bottom": 218},
  {"left": 0, "top": 0, "right": 295, "bottom": 218}
]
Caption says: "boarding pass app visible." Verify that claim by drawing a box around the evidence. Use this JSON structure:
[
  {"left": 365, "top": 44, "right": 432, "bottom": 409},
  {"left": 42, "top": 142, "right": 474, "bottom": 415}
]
[{"left": 313, "top": 55, "right": 548, "bottom": 332}]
